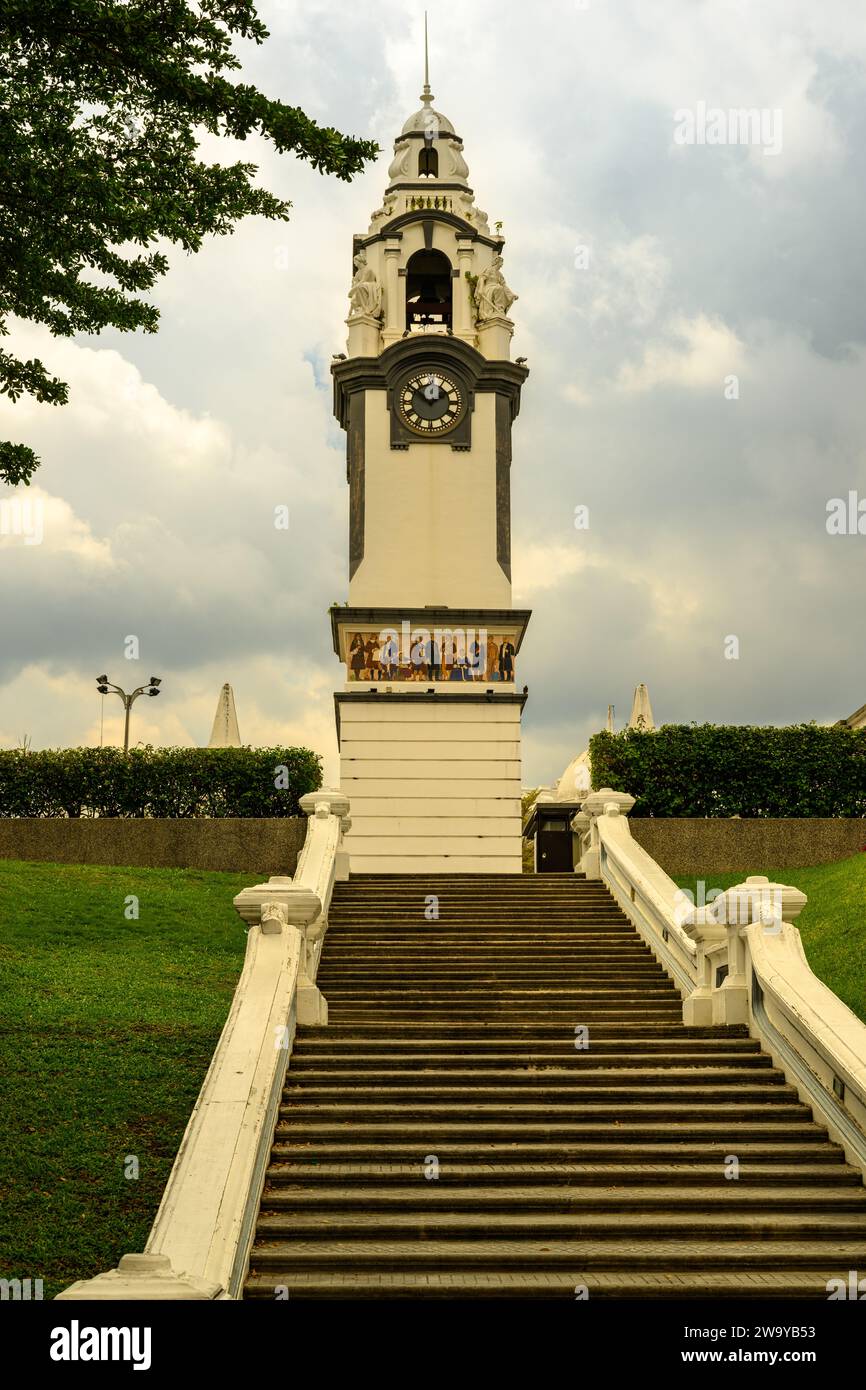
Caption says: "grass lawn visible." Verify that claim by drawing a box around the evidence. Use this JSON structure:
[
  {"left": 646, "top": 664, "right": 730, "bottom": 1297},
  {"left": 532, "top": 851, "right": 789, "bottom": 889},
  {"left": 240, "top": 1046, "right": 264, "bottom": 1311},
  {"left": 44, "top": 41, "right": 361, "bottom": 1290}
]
[
  {"left": 0, "top": 859, "right": 254, "bottom": 1299},
  {"left": 675, "top": 853, "right": 866, "bottom": 1024}
]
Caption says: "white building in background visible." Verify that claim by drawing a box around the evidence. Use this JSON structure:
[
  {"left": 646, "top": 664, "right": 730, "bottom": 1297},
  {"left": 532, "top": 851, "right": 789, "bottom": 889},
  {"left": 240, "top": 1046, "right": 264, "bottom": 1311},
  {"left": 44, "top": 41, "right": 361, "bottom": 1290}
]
[
  {"left": 328, "top": 59, "right": 530, "bottom": 873},
  {"left": 524, "top": 683, "right": 656, "bottom": 872},
  {"left": 838, "top": 702, "right": 866, "bottom": 731},
  {"left": 553, "top": 683, "right": 656, "bottom": 803},
  {"left": 208, "top": 683, "right": 241, "bottom": 748}
]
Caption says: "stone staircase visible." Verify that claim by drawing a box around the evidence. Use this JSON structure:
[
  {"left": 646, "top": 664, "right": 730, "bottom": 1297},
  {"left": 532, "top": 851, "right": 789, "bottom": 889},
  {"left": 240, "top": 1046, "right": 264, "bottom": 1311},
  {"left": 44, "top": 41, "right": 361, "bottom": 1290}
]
[{"left": 244, "top": 873, "right": 866, "bottom": 1298}]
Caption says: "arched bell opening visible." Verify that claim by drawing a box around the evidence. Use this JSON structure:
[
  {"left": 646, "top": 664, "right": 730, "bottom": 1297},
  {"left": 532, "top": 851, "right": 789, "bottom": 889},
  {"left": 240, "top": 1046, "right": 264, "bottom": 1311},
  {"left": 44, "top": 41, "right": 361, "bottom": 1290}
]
[
  {"left": 418, "top": 145, "right": 439, "bottom": 178},
  {"left": 405, "top": 248, "right": 452, "bottom": 334}
]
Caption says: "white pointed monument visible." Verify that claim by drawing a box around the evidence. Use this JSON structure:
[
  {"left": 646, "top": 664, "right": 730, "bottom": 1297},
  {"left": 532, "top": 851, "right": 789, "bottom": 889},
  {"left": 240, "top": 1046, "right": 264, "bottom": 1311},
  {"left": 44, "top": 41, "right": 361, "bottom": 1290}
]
[
  {"left": 628, "top": 682, "right": 655, "bottom": 731},
  {"left": 553, "top": 684, "right": 655, "bottom": 799},
  {"left": 208, "top": 683, "right": 241, "bottom": 748}
]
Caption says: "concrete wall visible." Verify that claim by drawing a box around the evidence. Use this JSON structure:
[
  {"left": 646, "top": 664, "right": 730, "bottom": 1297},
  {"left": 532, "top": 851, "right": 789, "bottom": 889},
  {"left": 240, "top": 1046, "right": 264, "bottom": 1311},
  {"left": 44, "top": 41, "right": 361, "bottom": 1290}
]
[
  {"left": 341, "top": 699, "right": 523, "bottom": 872},
  {"left": 7, "top": 814, "right": 862, "bottom": 880},
  {"left": 351, "top": 391, "right": 510, "bottom": 609},
  {"left": 629, "top": 818, "right": 866, "bottom": 876},
  {"left": 0, "top": 818, "right": 306, "bottom": 876}
]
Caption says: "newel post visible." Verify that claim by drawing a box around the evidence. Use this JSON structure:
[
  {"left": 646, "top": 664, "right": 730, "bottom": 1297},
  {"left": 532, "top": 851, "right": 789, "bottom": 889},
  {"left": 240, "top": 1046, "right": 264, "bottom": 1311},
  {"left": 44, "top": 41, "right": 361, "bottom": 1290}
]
[
  {"left": 679, "top": 906, "right": 727, "bottom": 1027},
  {"left": 233, "top": 787, "right": 351, "bottom": 1026},
  {"left": 573, "top": 788, "right": 635, "bottom": 879},
  {"left": 707, "top": 876, "right": 807, "bottom": 1026}
]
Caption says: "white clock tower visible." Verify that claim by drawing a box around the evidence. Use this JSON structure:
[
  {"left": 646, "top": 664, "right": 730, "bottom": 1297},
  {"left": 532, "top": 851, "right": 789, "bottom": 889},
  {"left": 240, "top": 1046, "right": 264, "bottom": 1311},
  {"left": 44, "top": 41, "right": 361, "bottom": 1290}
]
[{"left": 330, "top": 47, "right": 531, "bottom": 873}]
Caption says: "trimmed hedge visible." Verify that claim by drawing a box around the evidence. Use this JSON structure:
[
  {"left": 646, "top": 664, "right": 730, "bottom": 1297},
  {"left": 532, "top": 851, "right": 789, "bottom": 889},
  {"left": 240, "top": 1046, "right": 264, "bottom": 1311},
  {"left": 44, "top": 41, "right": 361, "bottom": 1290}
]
[
  {"left": 588, "top": 724, "right": 866, "bottom": 818},
  {"left": 0, "top": 746, "right": 322, "bottom": 819}
]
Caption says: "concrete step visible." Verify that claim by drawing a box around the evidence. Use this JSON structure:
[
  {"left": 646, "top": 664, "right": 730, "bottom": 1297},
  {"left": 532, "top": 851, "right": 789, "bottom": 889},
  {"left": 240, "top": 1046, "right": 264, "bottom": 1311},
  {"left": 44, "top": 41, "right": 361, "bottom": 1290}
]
[
  {"left": 243, "top": 1268, "right": 856, "bottom": 1298},
  {"left": 294, "top": 1035, "right": 759, "bottom": 1051},
  {"left": 319, "top": 953, "right": 659, "bottom": 962},
  {"left": 265, "top": 1156, "right": 861, "bottom": 1189},
  {"left": 325, "top": 1010, "right": 686, "bottom": 1023},
  {"left": 326, "top": 918, "right": 635, "bottom": 927},
  {"left": 278, "top": 1101, "right": 812, "bottom": 1124},
  {"left": 269, "top": 1139, "right": 844, "bottom": 1163},
  {"left": 318, "top": 980, "right": 669, "bottom": 990},
  {"left": 287, "top": 1066, "right": 784, "bottom": 1087},
  {"left": 285, "top": 1084, "right": 796, "bottom": 1104},
  {"left": 252, "top": 1209, "right": 866, "bottom": 1240},
  {"left": 290, "top": 1053, "right": 774, "bottom": 1071},
  {"left": 247, "top": 1236, "right": 866, "bottom": 1271},
  {"left": 320, "top": 987, "right": 679, "bottom": 998},
  {"left": 276, "top": 1119, "right": 824, "bottom": 1141},
  {"left": 297, "top": 1023, "right": 752, "bottom": 1039},
  {"left": 321, "top": 969, "right": 659, "bottom": 978},
  {"left": 259, "top": 1183, "right": 866, "bottom": 1210}
]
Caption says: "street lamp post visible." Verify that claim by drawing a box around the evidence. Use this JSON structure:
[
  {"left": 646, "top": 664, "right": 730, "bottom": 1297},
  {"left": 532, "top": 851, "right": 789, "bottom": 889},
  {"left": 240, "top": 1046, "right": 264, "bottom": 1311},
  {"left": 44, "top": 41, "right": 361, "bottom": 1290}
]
[{"left": 96, "top": 676, "right": 162, "bottom": 752}]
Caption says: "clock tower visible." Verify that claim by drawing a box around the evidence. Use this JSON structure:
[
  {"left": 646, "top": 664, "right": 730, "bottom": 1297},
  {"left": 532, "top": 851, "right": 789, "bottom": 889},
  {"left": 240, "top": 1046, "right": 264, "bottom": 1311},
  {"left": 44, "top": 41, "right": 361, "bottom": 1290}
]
[{"left": 330, "top": 47, "right": 530, "bottom": 873}]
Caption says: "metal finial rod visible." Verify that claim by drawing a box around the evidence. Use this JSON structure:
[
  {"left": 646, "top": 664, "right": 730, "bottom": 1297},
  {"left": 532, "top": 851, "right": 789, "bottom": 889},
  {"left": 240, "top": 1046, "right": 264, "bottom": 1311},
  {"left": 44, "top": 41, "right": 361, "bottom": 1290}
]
[{"left": 422, "top": 11, "right": 433, "bottom": 101}]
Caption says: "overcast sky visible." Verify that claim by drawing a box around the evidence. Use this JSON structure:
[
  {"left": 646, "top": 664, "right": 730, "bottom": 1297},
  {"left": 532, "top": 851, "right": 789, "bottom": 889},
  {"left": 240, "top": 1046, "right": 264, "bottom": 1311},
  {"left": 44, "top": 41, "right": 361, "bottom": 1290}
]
[{"left": 1, "top": 0, "right": 865, "bottom": 787}]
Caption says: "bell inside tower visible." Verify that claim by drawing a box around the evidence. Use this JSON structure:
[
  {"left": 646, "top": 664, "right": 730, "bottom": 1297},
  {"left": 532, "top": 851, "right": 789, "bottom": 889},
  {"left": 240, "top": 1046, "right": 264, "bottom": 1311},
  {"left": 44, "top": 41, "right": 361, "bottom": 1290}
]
[{"left": 405, "top": 248, "right": 452, "bottom": 333}]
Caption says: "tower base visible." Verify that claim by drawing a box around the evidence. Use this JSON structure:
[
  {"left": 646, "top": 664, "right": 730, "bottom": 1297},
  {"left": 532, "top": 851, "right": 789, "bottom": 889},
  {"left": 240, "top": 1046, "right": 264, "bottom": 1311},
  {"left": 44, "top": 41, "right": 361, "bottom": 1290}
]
[{"left": 336, "top": 690, "right": 525, "bottom": 873}]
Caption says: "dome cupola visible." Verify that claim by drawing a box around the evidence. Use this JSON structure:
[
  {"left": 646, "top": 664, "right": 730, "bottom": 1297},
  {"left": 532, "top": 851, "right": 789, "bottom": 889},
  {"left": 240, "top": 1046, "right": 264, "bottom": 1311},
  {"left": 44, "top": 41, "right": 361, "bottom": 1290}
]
[{"left": 386, "top": 18, "right": 471, "bottom": 197}]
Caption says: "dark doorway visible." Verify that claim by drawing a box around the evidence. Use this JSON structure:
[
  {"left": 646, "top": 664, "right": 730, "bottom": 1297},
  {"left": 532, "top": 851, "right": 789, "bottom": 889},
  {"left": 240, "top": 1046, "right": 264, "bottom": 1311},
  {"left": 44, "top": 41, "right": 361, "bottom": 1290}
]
[{"left": 536, "top": 814, "right": 574, "bottom": 872}]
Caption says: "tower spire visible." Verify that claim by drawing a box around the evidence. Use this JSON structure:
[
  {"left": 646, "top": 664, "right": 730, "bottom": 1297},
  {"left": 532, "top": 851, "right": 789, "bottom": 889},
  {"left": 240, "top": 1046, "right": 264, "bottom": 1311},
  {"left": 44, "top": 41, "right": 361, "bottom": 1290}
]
[{"left": 421, "top": 10, "right": 433, "bottom": 104}]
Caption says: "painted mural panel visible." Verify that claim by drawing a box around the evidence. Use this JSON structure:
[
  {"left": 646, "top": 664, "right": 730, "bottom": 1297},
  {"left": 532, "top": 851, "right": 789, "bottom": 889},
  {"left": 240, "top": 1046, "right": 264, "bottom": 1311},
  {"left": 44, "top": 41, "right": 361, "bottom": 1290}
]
[{"left": 344, "top": 625, "right": 517, "bottom": 683}]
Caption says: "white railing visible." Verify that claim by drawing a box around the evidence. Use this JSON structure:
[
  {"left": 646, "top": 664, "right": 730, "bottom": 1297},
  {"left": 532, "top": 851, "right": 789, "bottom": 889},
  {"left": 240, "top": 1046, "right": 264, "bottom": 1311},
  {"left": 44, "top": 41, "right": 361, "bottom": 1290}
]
[
  {"left": 56, "top": 788, "right": 350, "bottom": 1301},
  {"left": 575, "top": 789, "right": 866, "bottom": 1178},
  {"left": 580, "top": 791, "right": 698, "bottom": 999}
]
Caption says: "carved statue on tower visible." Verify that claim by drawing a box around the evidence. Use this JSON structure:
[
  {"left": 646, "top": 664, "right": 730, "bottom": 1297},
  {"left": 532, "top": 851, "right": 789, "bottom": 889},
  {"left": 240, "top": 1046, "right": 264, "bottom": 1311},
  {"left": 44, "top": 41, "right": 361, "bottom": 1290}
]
[
  {"left": 473, "top": 255, "right": 518, "bottom": 321},
  {"left": 348, "top": 249, "right": 383, "bottom": 319}
]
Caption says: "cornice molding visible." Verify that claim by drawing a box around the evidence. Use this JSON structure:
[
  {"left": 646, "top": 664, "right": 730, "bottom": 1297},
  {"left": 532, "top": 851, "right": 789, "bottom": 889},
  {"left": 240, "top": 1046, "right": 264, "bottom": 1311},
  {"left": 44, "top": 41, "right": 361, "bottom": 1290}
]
[{"left": 360, "top": 209, "right": 499, "bottom": 250}]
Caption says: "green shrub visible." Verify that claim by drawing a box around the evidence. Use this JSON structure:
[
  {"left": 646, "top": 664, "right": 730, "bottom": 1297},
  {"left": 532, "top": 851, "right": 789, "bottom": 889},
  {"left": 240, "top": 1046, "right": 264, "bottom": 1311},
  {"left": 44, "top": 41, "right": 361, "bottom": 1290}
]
[
  {"left": 588, "top": 724, "right": 866, "bottom": 818},
  {"left": 0, "top": 746, "right": 322, "bottom": 818}
]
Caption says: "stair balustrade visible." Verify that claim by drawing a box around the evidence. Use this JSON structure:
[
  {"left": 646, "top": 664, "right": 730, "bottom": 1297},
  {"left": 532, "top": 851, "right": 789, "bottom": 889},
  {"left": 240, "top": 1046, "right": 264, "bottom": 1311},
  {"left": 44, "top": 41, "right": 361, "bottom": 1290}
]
[
  {"left": 576, "top": 790, "right": 866, "bottom": 1179},
  {"left": 56, "top": 789, "right": 351, "bottom": 1302}
]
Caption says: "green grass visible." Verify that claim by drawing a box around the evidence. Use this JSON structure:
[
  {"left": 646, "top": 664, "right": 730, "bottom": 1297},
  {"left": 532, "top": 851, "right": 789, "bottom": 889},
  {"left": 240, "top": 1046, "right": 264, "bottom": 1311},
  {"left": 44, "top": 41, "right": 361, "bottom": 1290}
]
[
  {"left": 0, "top": 859, "right": 254, "bottom": 1298},
  {"left": 674, "top": 853, "right": 866, "bottom": 1024}
]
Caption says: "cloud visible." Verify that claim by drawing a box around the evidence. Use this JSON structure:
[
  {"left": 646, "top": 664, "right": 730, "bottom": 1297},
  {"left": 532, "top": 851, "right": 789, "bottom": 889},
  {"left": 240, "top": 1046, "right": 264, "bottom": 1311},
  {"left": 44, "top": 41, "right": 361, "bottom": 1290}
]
[
  {"left": 2, "top": 0, "right": 866, "bottom": 794},
  {"left": 0, "top": 487, "right": 113, "bottom": 565},
  {"left": 577, "top": 235, "right": 670, "bottom": 330},
  {"left": 615, "top": 314, "right": 745, "bottom": 393}
]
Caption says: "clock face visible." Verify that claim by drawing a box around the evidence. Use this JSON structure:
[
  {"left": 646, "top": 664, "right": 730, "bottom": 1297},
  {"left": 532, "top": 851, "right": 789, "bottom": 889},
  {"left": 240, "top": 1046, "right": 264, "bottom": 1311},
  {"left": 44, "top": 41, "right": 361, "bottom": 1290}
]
[{"left": 398, "top": 371, "right": 464, "bottom": 434}]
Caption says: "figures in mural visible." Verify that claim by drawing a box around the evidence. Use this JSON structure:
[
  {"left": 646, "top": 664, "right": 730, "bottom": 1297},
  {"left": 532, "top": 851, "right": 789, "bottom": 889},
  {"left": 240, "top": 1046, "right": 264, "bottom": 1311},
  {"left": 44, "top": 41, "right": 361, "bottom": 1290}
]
[
  {"left": 485, "top": 632, "right": 498, "bottom": 680},
  {"left": 347, "top": 629, "right": 517, "bottom": 683},
  {"left": 498, "top": 639, "right": 516, "bottom": 682},
  {"left": 380, "top": 632, "right": 399, "bottom": 680},
  {"left": 349, "top": 633, "right": 367, "bottom": 680},
  {"left": 473, "top": 254, "right": 518, "bottom": 321},
  {"left": 348, "top": 249, "right": 383, "bottom": 319}
]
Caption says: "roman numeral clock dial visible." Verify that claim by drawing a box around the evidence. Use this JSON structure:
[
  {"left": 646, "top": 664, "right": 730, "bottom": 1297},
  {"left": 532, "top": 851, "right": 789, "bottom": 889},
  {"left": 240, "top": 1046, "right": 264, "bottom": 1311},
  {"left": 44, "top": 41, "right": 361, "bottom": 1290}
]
[{"left": 398, "top": 371, "right": 464, "bottom": 434}]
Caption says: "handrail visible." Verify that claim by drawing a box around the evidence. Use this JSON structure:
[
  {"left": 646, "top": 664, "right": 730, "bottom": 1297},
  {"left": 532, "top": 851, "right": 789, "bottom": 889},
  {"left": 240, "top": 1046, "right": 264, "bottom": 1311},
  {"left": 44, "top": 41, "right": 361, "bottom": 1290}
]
[
  {"left": 56, "top": 789, "right": 350, "bottom": 1301},
  {"left": 575, "top": 789, "right": 866, "bottom": 1178},
  {"left": 746, "top": 918, "right": 866, "bottom": 1170},
  {"left": 597, "top": 812, "right": 698, "bottom": 989}
]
